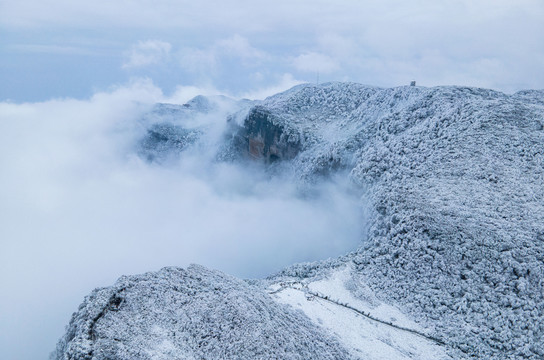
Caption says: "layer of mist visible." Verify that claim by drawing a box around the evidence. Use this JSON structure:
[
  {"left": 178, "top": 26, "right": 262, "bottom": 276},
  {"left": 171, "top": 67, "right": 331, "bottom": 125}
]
[{"left": 0, "top": 81, "right": 365, "bottom": 360}]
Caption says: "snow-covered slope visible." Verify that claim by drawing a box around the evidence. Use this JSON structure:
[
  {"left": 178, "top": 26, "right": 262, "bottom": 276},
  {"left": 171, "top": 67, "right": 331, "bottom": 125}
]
[
  {"left": 53, "top": 82, "right": 544, "bottom": 359},
  {"left": 259, "top": 83, "right": 544, "bottom": 358},
  {"left": 262, "top": 83, "right": 544, "bottom": 358},
  {"left": 270, "top": 265, "right": 454, "bottom": 360},
  {"left": 51, "top": 266, "right": 351, "bottom": 360}
]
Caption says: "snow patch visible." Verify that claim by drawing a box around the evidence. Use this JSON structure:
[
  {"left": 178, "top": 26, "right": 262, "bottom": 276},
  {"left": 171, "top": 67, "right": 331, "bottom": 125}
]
[{"left": 271, "top": 266, "right": 453, "bottom": 360}]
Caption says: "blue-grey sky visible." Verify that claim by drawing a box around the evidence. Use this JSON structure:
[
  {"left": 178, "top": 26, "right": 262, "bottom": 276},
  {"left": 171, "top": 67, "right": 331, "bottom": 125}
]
[
  {"left": 1, "top": 0, "right": 543, "bottom": 102},
  {"left": 0, "top": 1, "right": 543, "bottom": 359}
]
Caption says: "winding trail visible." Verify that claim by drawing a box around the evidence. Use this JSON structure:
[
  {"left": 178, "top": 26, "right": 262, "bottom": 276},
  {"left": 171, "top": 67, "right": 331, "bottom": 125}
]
[{"left": 269, "top": 282, "right": 446, "bottom": 347}]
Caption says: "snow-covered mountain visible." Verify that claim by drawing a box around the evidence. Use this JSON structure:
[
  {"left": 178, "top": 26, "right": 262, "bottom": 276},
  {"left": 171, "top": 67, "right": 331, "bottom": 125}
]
[{"left": 52, "top": 82, "right": 544, "bottom": 359}]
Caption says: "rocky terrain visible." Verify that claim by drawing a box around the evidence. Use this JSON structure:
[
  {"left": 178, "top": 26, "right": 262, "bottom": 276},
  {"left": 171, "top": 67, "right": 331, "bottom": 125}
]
[{"left": 52, "top": 82, "right": 544, "bottom": 359}]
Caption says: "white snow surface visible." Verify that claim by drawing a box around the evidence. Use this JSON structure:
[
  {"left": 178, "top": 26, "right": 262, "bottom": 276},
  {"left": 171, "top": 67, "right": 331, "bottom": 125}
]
[
  {"left": 52, "top": 265, "right": 351, "bottom": 360},
  {"left": 266, "top": 82, "right": 544, "bottom": 359},
  {"left": 271, "top": 266, "right": 453, "bottom": 360}
]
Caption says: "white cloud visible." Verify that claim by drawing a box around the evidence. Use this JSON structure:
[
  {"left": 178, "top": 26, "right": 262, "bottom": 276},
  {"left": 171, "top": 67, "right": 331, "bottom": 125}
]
[
  {"left": 178, "top": 46, "right": 218, "bottom": 73},
  {"left": 163, "top": 84, "right": 223, "bottom": 104},
  {"left": 178, "top": 35, "right": 268, "bottom": 74},
  {"left": 217, "top": 34, "right": 267, "bottom": 60},
  {"left": 317, "top": 34, "right": 356, "bottom": 59},
  {"left": 123, "top": 40, "right": 172, "bottom": 69},
  {"left": 239, "top": 73, "right": 305, "bottom": 100},
  {"left": 292, "top": 52, "right": 339, "bottom": 74}
]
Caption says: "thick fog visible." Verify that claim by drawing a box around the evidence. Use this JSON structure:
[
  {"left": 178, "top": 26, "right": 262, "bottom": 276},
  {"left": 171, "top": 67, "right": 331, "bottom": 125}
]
[{"left": 0, "top": 80, "right": 365, "bottom": 360}]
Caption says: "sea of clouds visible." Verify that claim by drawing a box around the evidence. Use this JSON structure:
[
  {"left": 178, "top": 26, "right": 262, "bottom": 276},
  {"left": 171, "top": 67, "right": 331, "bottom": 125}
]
[{"left": 0, "top": 79, "right": 365, "bottom": 359}]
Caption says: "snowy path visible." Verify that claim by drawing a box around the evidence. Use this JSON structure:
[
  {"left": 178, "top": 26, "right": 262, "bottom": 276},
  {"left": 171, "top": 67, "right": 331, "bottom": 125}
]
[{"left": 270, "top": 267, "right": 453, "bottom": 360}]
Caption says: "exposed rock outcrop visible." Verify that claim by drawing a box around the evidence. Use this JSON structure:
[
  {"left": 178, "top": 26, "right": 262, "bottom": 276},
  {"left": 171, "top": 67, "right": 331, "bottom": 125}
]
[{"left": 242, "top": 106, "right": 302, "bottom": 162}]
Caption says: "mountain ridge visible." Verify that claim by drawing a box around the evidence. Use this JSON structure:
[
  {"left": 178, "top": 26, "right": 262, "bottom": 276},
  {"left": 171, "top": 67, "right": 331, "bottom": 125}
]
[{"left": 53, "top": 82, "right": 544, "bottom": 359}]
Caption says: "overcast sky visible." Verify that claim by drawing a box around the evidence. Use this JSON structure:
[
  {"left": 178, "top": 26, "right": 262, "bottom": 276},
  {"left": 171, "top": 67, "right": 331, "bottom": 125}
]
[
  {"left": 1, "top": 1, "right": 543, "bottom": 359},
  {"left": 1, "top": 0, "right": 543, "bottom": 102}
]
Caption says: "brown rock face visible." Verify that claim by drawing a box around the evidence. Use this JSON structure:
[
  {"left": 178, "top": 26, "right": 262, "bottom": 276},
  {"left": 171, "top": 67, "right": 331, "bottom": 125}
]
[{"left": 243, "top": 106, "right": 301, "bottom": 163}]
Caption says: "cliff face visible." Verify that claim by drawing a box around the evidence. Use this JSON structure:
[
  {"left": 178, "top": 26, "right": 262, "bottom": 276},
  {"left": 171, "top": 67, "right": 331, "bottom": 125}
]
[
  {"left": 54, "top": 83, "right": 544, "bottom": 359},
  {"left": 243, "top": 106, "right": 301, "bottom": 162}
]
